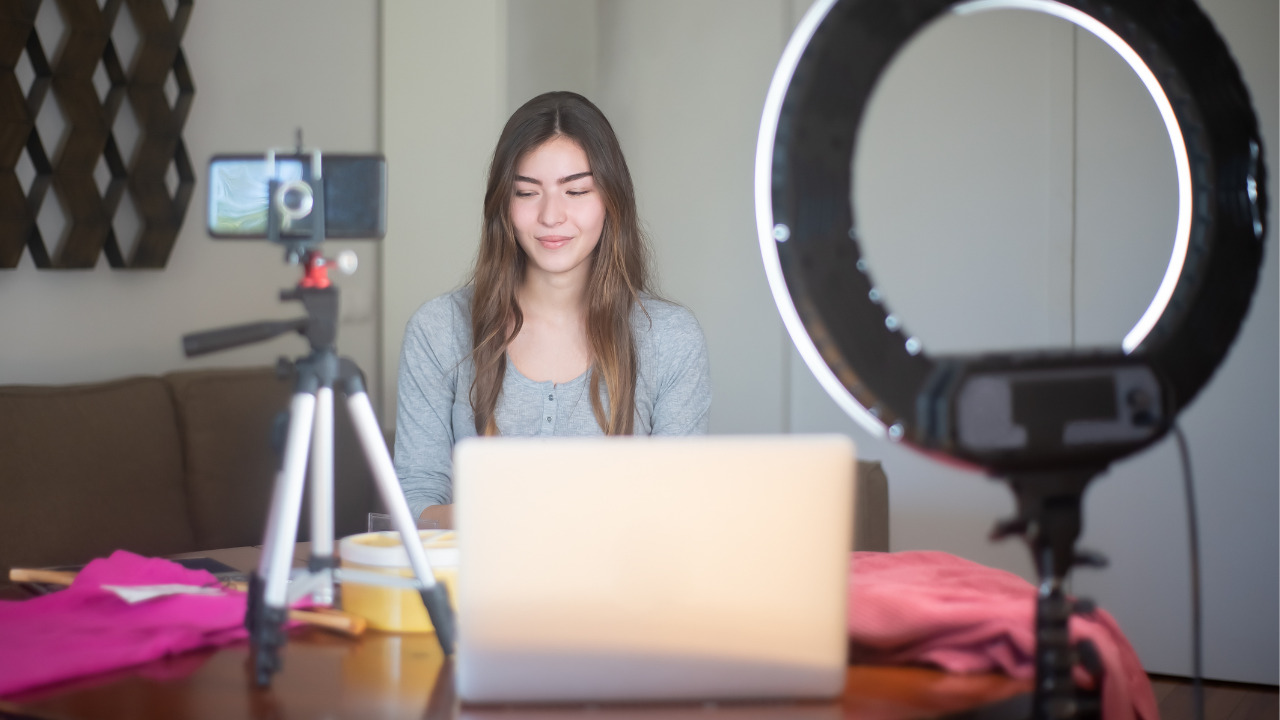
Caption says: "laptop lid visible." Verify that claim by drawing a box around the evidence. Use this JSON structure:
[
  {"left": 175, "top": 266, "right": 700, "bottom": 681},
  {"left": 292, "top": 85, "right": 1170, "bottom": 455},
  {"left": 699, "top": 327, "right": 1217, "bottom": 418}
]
[{"left": 453, "top": 434, "right": 856, "bottom": 704}]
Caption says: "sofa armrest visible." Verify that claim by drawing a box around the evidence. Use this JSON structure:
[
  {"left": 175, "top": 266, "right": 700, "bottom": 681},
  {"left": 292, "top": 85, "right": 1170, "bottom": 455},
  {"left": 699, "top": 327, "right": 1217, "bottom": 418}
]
[{"left": 853, "top": 460, "right": 890, "bottom": 552}]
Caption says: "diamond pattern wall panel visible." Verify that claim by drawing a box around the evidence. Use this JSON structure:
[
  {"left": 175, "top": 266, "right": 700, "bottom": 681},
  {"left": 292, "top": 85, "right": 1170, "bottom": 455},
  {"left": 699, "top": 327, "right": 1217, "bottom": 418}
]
[{"left": 0, "top": 0, "right": 193, "bottom": 269}]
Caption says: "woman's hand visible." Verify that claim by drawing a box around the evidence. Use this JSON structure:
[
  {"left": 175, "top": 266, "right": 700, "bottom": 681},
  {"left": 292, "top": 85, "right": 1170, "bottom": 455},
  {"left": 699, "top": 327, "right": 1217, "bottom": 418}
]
[{"left": 420, "top": 504, "right": 454, "bottom": 529}]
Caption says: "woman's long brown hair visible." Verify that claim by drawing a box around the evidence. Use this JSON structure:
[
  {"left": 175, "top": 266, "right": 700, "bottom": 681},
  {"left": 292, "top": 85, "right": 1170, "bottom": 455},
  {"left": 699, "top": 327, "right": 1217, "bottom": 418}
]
[{"left": 470, "top": 91, "right": 652, "bottom": 436}]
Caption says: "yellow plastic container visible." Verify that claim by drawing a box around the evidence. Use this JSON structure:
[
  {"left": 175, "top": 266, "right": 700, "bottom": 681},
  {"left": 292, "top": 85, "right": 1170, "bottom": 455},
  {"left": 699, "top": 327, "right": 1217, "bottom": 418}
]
[{"left": 338, "top": 530, "right": 459, "bottom": 633}]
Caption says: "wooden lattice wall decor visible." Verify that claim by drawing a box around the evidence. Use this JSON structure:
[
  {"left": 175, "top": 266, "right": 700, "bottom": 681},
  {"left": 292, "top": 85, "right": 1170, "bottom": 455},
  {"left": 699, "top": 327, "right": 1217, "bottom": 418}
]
[{"left": 1, "top": 0, "right": 194, "bottom": 269}]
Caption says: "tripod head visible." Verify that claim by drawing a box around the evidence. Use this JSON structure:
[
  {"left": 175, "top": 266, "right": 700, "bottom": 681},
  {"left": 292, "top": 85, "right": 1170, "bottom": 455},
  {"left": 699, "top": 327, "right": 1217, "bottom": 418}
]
[{"left": 181, "top": 250, "right": 356, "bottom": 358}]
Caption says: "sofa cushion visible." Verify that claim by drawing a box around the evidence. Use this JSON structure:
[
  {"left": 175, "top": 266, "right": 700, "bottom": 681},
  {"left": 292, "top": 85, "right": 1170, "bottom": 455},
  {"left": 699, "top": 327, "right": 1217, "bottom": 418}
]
[
  {"left": 166, "top": 367, "right": 293, "bottom": 550},
  {"left": 0, "top": 377, "right": 197, "bottom": 575},
  {"left": 165, "top": 367, "right": 379, "bottom": 550}
]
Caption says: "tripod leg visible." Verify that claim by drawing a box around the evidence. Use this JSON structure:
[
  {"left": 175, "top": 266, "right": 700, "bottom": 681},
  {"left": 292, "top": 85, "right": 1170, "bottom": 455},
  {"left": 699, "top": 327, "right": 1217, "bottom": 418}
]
[
  {"left": 339, "top": 362, "right": 455, "bottom": 656},
  {"left": 250, "top": 391, "right": 317, "bottom": 686},
  {"left": 308, "top": 386, "right": 336, "bottom": 607}
]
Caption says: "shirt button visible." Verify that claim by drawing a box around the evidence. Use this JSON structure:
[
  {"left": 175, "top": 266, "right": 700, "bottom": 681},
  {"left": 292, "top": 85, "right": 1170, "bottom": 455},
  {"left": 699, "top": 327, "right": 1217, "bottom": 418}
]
[
  {"left": 546, "top": 417, "right": 552, "bottom": 422},
  {"left": 548, "top": 395, "right": 554, "bottom": 401}
]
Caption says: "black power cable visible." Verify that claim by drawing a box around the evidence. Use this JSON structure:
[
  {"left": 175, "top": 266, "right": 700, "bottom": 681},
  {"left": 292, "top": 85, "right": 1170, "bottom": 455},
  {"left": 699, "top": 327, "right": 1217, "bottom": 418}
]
[{"left": 1172, "top": 423, "right": 1204, "bottom": 720}]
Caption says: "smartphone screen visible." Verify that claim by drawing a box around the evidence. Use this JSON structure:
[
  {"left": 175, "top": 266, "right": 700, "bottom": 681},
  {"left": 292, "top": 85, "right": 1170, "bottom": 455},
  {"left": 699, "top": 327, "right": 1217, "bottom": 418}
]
[
  {"left": 207, "top": 154, "right": 386, "bottom": 239},
  {"left": 208, "top": 157, "right": 307, "bottom": 237}
]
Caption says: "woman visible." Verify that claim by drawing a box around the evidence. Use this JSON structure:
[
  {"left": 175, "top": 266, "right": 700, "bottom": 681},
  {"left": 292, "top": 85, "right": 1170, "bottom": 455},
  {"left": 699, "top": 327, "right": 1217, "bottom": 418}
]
[{"left": 394, "top": 91, "right": 712, "bottom": 528}]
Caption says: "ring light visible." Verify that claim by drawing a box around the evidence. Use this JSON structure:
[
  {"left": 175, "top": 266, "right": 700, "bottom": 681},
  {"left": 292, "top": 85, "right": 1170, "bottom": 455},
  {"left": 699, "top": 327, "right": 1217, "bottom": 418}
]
[
  {"left": 756, "top": 0, "right": 1266, "bottom": 473},
  {"left": 755, "top": 1, "right": 1267, "bottom": 715}
]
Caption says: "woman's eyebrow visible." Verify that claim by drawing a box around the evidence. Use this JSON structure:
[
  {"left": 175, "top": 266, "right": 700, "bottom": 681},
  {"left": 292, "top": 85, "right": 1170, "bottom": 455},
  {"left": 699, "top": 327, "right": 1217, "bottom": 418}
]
[{"left": 514, "top": 171, "right": 594, "bottom": 185}]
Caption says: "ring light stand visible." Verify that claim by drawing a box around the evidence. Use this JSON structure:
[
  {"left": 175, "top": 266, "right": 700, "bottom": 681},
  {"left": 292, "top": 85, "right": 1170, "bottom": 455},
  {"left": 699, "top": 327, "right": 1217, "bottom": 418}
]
[{"left": 754, "top": 1, "right": 1266, "bottom": 717}]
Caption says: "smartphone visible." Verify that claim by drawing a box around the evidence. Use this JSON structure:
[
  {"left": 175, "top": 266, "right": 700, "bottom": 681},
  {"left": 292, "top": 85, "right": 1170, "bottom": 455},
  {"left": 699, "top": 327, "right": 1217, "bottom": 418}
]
[
  {"left": 174, "top": 556, "right": 248, "bottom": 582},
  {"left": 206, "top": 153, "right": 387, "bottom": 239},
  {"left": 18, "top": 556, "right": 249, "bottom": 595}
]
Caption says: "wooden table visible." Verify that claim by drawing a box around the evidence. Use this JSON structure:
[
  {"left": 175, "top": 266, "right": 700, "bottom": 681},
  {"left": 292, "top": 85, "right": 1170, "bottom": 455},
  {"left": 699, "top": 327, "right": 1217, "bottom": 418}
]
[{"left": 0, "top": 547, "right": 1031, "bottom": 720}]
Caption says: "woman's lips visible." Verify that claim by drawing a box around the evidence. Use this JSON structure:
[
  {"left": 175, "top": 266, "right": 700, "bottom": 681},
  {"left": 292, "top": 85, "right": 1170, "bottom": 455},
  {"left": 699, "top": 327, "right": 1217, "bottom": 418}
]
[{"left": 537, "top": 235, "right": 571, "bottom": 249}]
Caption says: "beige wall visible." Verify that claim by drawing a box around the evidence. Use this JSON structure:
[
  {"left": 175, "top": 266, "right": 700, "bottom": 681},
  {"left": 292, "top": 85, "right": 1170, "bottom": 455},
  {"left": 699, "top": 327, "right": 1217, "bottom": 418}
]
[
  {"left": 506, "top": 0, "right": 598, "bottom": 114},
  {"left": 594, "top": 0, "right": 794, "bottom": 435},
  {"left": 0, "top": 0, "right": 382, "bottom": 393},
  {"left": 380, "top": 1, "right": 507, "bottom": 419}
]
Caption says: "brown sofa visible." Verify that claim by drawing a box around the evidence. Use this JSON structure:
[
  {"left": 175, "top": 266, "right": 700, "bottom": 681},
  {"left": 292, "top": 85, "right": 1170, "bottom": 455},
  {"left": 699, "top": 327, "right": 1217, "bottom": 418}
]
[
  {"left": 851, "top": 460, "right": 889, "bottom": 554},
  {"left": 0, "top": 367, "right": 890, "bottom": 578},
  {"left": 0, "top": 367, "right": 379, "bottom": 577}
]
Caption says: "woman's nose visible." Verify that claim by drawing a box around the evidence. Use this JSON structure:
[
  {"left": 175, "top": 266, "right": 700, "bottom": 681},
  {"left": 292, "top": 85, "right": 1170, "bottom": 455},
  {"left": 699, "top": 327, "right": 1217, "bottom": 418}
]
[{"left": 538, "top": 194, "right": 565, "bottom": 227}]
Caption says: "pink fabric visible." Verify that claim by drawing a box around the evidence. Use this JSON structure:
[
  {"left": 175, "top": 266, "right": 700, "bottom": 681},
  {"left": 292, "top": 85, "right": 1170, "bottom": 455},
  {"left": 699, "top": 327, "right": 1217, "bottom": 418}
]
[
  {"left": 848, "top": 550, "right": 1158, "bottom": 720},
  {"left": 0, "top": 550, "right": 255, "bottom": 697}
]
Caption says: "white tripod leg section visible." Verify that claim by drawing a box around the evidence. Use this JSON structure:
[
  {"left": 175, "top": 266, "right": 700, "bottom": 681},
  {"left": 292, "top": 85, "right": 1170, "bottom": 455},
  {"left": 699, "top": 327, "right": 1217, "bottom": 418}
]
[
  {"left": 308, "top": 386, "right": 336, "bottom": 606},
  {"left": 345, "top": 388, "right": 456, "bottom": 654},
  {"left": 259, "top": 392, "right": 316, "bottom": 609}
]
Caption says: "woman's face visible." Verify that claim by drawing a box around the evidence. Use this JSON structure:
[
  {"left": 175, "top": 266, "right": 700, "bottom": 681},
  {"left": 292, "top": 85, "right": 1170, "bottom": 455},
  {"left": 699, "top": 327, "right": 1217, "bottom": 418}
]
[{"left": 510, "top": 136, "right": 605, "bottom": 287}]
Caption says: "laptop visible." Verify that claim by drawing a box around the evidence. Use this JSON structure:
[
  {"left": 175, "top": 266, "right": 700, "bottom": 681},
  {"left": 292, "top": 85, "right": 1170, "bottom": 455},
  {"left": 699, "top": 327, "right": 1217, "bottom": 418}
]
[{"left": 452, "top": 434, "right": 856, "bottom": 705}]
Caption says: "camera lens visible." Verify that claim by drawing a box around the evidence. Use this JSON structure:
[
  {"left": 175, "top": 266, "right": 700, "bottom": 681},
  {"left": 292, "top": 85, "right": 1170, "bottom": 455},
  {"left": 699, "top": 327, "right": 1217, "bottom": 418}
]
[
  {"left": 282, "top": 187, "right": 309, "bottom": 213},
  {"left": 273, "top": 179, "right": 315, "bottom": 226}
]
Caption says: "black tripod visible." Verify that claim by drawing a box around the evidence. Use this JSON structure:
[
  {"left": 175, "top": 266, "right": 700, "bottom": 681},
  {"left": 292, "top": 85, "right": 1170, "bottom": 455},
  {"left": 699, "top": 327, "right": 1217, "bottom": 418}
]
[{"left": 183, "top": 149, "right": 454, "bottom": 686}]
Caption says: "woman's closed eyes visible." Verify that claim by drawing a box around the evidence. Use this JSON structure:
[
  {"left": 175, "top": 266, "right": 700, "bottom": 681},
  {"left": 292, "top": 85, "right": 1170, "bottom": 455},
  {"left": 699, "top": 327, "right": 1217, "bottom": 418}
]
[
  {"left": 513, "top": 188, "right": 594, "bottom": 198},
  {"left": 513, "top": 170, "right": 595, "bottom": 199}
]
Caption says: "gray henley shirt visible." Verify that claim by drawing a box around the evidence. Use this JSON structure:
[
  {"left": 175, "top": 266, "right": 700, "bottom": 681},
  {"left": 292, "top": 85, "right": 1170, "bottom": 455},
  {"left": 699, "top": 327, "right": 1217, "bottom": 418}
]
[{"left": 394, "top": 287, "right": 712, "bottom": 519}]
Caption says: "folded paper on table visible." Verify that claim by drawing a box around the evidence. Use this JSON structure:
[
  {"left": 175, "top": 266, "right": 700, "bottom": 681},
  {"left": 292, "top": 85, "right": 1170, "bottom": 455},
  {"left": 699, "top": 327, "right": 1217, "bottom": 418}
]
[
  {"left": 847, "top": 550, "right": 1158, "bottom": 720},
  {"left": 0, "top": 550, "right": 282, "bottom": 697}
]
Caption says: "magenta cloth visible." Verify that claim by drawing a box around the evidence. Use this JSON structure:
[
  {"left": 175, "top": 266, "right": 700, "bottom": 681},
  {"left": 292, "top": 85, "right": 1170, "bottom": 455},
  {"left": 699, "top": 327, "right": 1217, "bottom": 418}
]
[
  {"left": 849, "top": 550, "right": 1158, "bottom": 720},
  {"left": 0, "top": 550, "right": 252, "bottom": 697}
]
